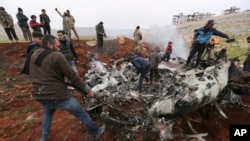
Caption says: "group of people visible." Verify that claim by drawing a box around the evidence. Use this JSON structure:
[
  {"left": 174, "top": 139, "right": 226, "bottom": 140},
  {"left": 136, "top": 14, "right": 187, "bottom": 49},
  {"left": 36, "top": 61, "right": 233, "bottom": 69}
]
[
  {"left": 124, "top": 19, "right": 240, "bottom": 96},
  {"left": 1, "top": 6, "right": 249, "bottom": 140},
  {"left": 0, "top": 6, "right": 80, "bottom": 42}
]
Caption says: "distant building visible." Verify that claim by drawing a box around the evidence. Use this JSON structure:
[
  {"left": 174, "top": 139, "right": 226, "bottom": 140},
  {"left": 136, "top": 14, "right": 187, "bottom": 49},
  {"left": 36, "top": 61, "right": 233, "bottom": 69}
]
[
  {"left": 222, "top": 6, "right": 240, "bottom": 15},
  {"left": 172, "top": 12, "right": 214, "bottom": 25}
]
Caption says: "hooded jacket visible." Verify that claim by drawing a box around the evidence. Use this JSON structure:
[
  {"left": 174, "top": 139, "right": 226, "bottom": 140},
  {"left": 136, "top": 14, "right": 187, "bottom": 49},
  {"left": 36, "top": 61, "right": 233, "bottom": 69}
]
[
  {"left": 149, "top": 47, "right": 162, "bottom": 69},
  {"left": 29, "top": 48, "right": 90, "bottom": 100},
  {"left": 131, "top": 55, "right": 150, "bottom": 73}
]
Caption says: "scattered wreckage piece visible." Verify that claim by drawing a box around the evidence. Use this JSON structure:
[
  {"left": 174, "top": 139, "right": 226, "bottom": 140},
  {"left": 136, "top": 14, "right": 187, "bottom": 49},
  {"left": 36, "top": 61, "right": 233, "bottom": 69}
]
[
  {"left": 83, "top": 54, "right": 248, "bottom": 140},
  {"left": 149, "top": 61, "right": 231, "bottom": 117}
]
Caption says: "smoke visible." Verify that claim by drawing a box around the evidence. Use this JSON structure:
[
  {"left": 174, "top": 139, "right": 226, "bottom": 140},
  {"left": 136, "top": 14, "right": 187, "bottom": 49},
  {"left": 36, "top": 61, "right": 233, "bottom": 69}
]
[
  {"left": 143, "top": 25, "right": 189, "bottom": 59},
  {"left": 106, "top": 25, "right": 190, "bottom": 59}
]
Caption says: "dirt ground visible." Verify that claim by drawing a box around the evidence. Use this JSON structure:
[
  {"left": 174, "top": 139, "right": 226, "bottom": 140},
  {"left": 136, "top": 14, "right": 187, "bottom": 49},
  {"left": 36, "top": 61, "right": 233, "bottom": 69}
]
[{"left": 0, "top": 38, "right": 250, "bottom": 141}]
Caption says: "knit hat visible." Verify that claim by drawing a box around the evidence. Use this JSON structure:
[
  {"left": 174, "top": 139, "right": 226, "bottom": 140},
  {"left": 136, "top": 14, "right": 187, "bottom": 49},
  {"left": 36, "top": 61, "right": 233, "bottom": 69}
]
[
  {"left": 18, "top": 7, "right": 23, "bottom": 12},
  {"left": 0, "top": 6, "right": 5, "bottom": 11}
]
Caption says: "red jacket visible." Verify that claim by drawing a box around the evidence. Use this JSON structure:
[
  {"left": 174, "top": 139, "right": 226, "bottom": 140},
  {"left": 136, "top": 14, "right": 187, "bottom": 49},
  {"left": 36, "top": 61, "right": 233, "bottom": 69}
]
[
  {"left": 29, "top": 20, "right": 42, "bottom": 33},
  {"left": 166, "top": 45, "right": 172, "bottom": 53}
]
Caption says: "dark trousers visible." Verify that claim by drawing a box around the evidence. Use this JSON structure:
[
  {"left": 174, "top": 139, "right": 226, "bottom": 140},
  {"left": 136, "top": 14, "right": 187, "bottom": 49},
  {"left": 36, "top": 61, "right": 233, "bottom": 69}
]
[
  {"left": 186, "top": 43, "right": 206, "bottom": 66},
  {"left": 163, "top": 52, "right": 171, "bottom": 62},
  {"left": 138, "top": 64, "right": 150, "bottom": 92},
  {"left": 43, "top": 24, "right": 51, "bottom": 35},
  {"left": 150, "top": 68, "right": 159, "bottom": 83},
  {"left": 4, "top": 28, "right": 18, "bottom": 41},
  {"left": 97, "top": 36, "right": 104, "bottom": 52}
]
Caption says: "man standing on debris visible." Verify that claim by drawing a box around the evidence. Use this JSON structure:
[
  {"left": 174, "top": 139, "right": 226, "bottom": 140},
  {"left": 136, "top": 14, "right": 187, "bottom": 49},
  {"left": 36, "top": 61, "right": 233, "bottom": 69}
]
[
  {"left": 57, "top": 30, "right": 79, "bottom": 74},
  {"left": 149, "top": 47, "right": 161, "bottom": 84},
  {"left": 28, "top": 35, "right": 105, "bottom": 141},
  {"left": 243, "top": 36, "right": 250, "bottom": 72},
  {"left": 16, "top": 7, "right": 32, "bottom": 42},
  {"left": 163, "top": 41, "right": 173, "bottom": 62},
  {"left": 39, "top": 9, "right": 51, "bottom": 35},
  {"left": 185, "top": 19, "right": 231, "bottom": 67},
  {"left": 95, "top": 21, "right": 107, "bottom": 53},
  {"left": 133, "top": 25, "right": 142, "bottom": 47},
  {"left": 0, "top": 6, "right": 19, "bottom": 42},
  {"left": 21, "top": 31, "right": 43, "bottom": 74}
]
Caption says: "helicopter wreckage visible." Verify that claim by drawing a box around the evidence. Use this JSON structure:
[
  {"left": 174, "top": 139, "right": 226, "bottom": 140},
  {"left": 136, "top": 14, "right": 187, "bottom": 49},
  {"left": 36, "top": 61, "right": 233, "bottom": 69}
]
[{"left": 83, "top": 55, "right": 245, "bottom": 141}]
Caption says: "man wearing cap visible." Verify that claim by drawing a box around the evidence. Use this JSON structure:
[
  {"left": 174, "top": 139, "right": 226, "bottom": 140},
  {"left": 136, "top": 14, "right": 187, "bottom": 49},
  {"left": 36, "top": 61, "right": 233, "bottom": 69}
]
[
  {"left": 95, "top": 21, "right": 107, "bottom": 53},
  {"left": 0, "top": 6, "right": 19, "bottom": 42},
  {"left": 16, "top": 7, "right": 32, "bottom": 41},
  {"left": 185, "top": 19, "right": 232, "bottom": 68},
  {"left": 39, "top": 9, "right": 51, "bottom": 35}
]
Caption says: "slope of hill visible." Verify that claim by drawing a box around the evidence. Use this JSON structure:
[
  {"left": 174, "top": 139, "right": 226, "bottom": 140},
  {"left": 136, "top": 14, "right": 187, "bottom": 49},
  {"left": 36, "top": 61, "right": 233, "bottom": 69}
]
[{"left": 176, "top": 12, "right": 250, "bottom": 63}]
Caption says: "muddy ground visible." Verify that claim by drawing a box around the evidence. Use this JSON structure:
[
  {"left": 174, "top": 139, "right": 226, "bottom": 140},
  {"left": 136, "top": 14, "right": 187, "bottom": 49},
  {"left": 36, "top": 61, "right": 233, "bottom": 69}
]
[{"left": 0, "top": 38, "right": 250, "bottom": 141}]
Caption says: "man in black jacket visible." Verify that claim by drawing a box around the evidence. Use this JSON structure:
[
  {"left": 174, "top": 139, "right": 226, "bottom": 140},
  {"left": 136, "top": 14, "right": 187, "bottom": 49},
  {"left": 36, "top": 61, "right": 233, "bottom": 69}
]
[
  {"left": 57, "top": 30, "right": 79, "bottom": 74},
  {"left": 39, "top": 9, "right": 51, "bottom": 35},
  {"left": 21, "top": 31, "right": 43, "bottom": 74},
  {"left": 16, "top": 7, "right": 32, "bottom": 41}
]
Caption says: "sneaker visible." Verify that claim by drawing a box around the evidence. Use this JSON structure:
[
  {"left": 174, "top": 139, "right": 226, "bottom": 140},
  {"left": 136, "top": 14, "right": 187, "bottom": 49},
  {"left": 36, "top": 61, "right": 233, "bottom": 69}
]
[{"left": 95, "top": 125, "right": 106, "bottom": 138}]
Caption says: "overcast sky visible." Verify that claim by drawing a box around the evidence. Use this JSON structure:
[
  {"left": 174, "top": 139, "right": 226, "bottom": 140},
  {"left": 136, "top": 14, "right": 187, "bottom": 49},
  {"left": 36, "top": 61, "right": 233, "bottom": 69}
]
[{"left": 1, "top": 0, "right": 250, "bottom": 30}]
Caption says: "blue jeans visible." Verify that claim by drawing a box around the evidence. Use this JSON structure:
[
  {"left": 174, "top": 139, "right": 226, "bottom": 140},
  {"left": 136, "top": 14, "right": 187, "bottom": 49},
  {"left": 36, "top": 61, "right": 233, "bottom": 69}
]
[
  {"left": 66, "top": 60, "right": 78, "bottom": 84},
  {"left": 68, "top": 59, "right": 78, "bottom": 74},
  {"left": 38, "top": 97, "right": 99, "bottom": 141}
]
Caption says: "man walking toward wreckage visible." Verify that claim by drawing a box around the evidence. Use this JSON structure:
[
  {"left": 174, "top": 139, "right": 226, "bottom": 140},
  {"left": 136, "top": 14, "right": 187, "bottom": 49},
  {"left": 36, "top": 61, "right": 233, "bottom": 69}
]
[
  {"left": 28, "top": 35, "right": 105, "bottom": 141},
  {"left": 185, "top": 19, "right": 232, "bottom": 68},
  {"left": 57, "top": 30, "right": 79, "bottom": 74}
]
